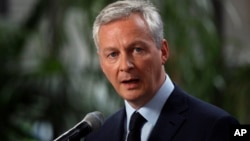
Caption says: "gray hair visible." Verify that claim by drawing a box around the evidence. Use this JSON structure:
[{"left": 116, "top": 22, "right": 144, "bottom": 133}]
[{"left": 93, "top": 0, "right": 164, "bottom": 50}]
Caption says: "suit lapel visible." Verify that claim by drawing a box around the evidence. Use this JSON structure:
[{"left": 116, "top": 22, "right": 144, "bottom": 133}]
[
  {"left": 148, "top": 86, "right": 189, "bottom": 141},
  {"left": 107, "top": 108, "right": 126, "bottom": 141},
  {"left": 86, "top": 108, "right": 126, "bottom": 141}
]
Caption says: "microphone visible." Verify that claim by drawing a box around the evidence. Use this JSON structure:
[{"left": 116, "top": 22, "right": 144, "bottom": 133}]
[{"left": 53, "top": 111, "right": 104, "bottom": 141}]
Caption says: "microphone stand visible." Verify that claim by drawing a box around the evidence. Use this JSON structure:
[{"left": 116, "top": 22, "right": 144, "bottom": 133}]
[{"left": 54, "top": 122, "right": 91, "bottom": 141}]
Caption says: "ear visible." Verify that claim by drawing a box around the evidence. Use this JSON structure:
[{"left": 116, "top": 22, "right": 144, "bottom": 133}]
[{"left": 161, "top": 39, "right": 169, "bottom": 65}]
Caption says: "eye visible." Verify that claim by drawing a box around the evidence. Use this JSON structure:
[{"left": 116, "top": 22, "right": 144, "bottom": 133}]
[
  {"left": 134, "top": 47, "right": 144, "bottom": 53},
  {"left": 108, "top": 52, "right": 118, "bottom": 58}
]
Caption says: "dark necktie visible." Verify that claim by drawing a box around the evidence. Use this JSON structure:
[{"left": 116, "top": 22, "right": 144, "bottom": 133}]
[{"left": 127, "top": 112, "right": 147, "bottom": 141}]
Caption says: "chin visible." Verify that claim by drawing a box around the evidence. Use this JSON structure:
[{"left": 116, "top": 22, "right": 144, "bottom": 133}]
[{"left": 123, "top": 93, "right": 142, "bottom": 101}]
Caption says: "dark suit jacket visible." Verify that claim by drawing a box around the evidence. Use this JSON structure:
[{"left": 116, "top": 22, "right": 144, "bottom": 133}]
[{"left": 85, "top": 86, "right": 239, "bottom": 141}]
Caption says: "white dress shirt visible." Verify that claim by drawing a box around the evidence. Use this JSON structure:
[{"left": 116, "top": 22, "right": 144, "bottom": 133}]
[{"left": 125, "top": 74, "right": 174, "bottom": 141}]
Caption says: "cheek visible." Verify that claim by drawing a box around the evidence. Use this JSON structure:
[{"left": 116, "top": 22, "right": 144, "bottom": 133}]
[
  {"left": 145, "top": 54, "right": 162, "bottom": 69},
  {"left": 136, "top": 59, "right": 156, "bottom": 81},
  {"left": 142, "top": 54, "right": 163, "bottom": 78},
  {"left": 101, "top": 63, "right": 117, "bottom": 82},
  {"left": 100, "top": 62, "right": 107, "bottom": 75}
]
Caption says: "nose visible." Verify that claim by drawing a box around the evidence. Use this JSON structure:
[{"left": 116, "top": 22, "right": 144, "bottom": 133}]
[{"left": 119, "top": 54, "right": 134, "bottom": 72}]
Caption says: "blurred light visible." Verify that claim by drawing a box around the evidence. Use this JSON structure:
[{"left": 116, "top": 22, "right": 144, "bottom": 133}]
[{"left": 32, "top": 121, "right": 53, "bottom": 141}]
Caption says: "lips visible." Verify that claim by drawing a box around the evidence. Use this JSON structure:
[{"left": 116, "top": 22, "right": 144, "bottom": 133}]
[
  {"left": 120, "top": 78, "right": 140, "bottom": 89},
  {"left": 121, "top": 78, "right": 140, "bottom": 83}
]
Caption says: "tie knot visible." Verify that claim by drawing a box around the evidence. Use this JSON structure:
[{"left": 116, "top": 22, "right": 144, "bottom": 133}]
[{"left": 129, "top": 112, "right": 147, "bottom": 131}]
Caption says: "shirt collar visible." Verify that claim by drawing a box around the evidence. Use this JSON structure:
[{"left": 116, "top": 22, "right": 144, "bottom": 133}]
[{"left": 125, "top": 74, "right": 174, "bottom": 129}]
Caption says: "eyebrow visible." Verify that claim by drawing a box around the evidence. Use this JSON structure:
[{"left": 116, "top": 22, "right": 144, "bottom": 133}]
[
  {"left": 103, "top": 47, "right": 117, "bottom": 51},
  {"left": 100, "top": 40, "right": 149, "bottom": 53},
  {"left": 127, "top": 40, "right": 148, "bottom": 48},
  {"left": 100, "top": 47, "right": 118, "bottom": 54}
]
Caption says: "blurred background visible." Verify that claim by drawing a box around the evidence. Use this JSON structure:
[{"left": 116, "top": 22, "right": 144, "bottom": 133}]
[{"left": 0, "top": 0, "right": 249, "bottom": 140}]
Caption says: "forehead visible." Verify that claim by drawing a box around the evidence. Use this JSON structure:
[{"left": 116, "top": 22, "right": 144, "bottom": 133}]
[
  {"left": 101, "top": 14, "right": 148, "bottom": 31},
  {"left": 98, "top": 14, "right": 152, "bottom": 46}
]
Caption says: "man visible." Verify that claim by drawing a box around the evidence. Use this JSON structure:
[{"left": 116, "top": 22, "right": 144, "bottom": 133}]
[{"left": 85, "top": 0, "right": 239, "bottom": 141}]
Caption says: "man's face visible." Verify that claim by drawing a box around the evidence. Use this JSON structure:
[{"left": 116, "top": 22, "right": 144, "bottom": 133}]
[{"left": 97, "top": 14, "right": 168, "bottom": 109}]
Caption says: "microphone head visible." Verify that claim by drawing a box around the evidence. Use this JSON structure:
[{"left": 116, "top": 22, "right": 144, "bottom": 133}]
[{"left": 83, "top": 111, "right": 104, "bottom": 131}]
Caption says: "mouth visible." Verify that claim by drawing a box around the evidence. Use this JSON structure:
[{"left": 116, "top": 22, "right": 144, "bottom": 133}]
[
  {"left": 121, "top": 78, "right": 140, "bottom": 84},
  {"left": 120, "top": 78, "right": 140, "bottom": 89}
]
